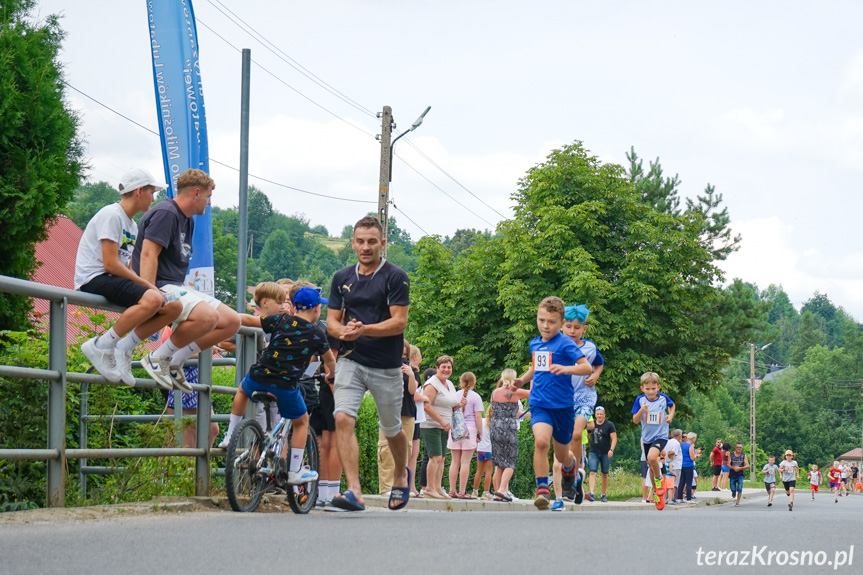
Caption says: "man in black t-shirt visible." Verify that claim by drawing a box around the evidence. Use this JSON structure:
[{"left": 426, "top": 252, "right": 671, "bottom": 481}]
[
  {"left": 327, "top": 216, "right": 411, "bottom": 512},
  {"left": 587, "top": 406, "right": 617, "bottom": 502},
  {"left": 132, "top": 169, "right": 241, "bottom": 392}
]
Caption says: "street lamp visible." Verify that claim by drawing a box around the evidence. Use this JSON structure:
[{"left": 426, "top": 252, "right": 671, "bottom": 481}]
[
  {"left": 750, "top": 342, "right": 772, "bottom": 481},
  {"left": 388, "top": 105, "right": 431, "bottom": 182}
]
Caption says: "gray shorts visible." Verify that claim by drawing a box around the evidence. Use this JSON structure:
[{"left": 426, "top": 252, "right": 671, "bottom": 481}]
[{"left": 333, "top": 358, "right": 403, "bottom": 437}]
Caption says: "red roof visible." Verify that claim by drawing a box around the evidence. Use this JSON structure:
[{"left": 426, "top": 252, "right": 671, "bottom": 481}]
[
  {"left": 837, "top": 448, "right": 863, "bottom": 461},
  {"left": 32, "top": 216, "right": 156, "bottom": 349}
]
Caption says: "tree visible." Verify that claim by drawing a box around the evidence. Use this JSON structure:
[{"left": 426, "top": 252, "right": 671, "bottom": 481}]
[
  {"left": 259, "top": 229, "right": 303, "bottom": 281},
  {"left": 0, "top": 0, "right": 85, "bottom": 329},
  {"left": 443, "top": 228, "right": 493, "bottom": 258},
  {"left": 408, "top": 141, "right": 768, "bottom": 428},
  {"left": 64, "top": 181, "right": 117, "bottom": 229},
  {"left": 247, "top": 186, "right": 273, "bottom": 258},
  {"left": 309, "top": 224, "right": 329, "bottom": 237}
]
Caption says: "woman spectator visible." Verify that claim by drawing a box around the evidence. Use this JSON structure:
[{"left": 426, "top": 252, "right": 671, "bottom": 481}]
[
  {"left": 420, "top": 356, "right": 463, "bottom": 499},
  {"left": 447, "top": 372, "right": 483, "bottom": 498},
  {"left": 676, "top": 432, "right": 698, "bottom": 502},
  {"left": 719, "top": 442, "right": 731, "bottom": 491},
  {"left": 489, "top": 368, "right": 529, "bottom": 501}
]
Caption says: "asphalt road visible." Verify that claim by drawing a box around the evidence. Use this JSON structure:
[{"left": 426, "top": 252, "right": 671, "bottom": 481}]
[{"left": 1, "top": 492, "right": 861, "bottom": 575}]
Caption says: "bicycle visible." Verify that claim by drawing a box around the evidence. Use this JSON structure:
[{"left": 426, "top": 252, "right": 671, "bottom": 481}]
[{"left": 224, "top": 374, "right": 322, "bottom": 514}]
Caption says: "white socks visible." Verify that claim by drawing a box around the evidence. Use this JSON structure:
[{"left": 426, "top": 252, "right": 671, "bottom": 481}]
[
  {"left": 290, "top": 448, "right": 303, "bottom": 473},
  {"left": 225, "top": 414, "right": 243, "bottom": 438},
  {"left": 171, "top": 342, "right": 201, "bottom": 367},
  {"left": 95, "top": 327, "right": 120, "bottom": 350},
  {"left": 116, "top": 330, "right": 143, "bottom": 353},
  {"left": 153, "top": 337, "right": 180, "bottom": 360}
]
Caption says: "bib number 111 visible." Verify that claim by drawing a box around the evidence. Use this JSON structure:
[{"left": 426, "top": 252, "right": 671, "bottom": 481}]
[{"left": 533, "top": 351, "right": 551, "bottom": 372}]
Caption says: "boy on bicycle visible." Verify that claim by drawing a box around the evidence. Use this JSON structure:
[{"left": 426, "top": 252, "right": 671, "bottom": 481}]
[{"left": 230, "top": 284, "right": 336, "bottom": 486}]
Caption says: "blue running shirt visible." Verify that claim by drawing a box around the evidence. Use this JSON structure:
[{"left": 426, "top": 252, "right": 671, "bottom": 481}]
[
  {"left": 631, "top": 393, "right": 674, "bottom": 443},
  {"left": 529, "top": 332, "right": 585, "bottom": 409}
]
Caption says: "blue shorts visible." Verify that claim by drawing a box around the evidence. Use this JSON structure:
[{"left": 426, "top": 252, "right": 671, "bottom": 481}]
[
  {"left": 242, "top": 375, "right": 307, "bottom": 420},
  {"left": 588, "top": 451, "right": 610, "bottom": 474},
  {"left": 530, "top": 405, "right": 575, "bottom": 445},
  {"left": 721, "top": 465, "right": 730, "bottom": 473},
  {"left": 477, "top": 451, "right": 492, "bottom": 462},
  {"left": 574, "top": 405, "right": 593, "bottom": 420},
  {"left": 729, "top": 475, "right": 744, "bottom": 493}
]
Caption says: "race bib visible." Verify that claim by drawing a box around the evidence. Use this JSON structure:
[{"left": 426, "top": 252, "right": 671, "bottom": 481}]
[
  {"left": 646, "top": 411, "right": 661, "bottom": 425},
  {"left": 533, "top": 351, "right": 551, "bottom": 372}
]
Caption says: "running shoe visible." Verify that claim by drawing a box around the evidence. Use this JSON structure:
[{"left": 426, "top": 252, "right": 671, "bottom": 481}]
[
  {"left": 574, "top": 469, "right": 586, "bottom": 504},
  {"left": 287, "top": 465, "right": 319, "bottom": 485},
  {"left": 789, "top": 502, "right": 793, "bottom": 511},
  {"left": 550, "top": 498, "right": 564, "bottom": 511},
  {"left": 217, "top": 433, "right": 232, "bottom": 449},
  {"left": 141, "top": 352, "right": 173, "bottom": 390},
  {"left": 82, "top": 337, "right": 121, "bottom": 383},
  {"left": 653, "top": 492, "right": 665, "bottom": 511},
  {"left": 562, "top": 487, "right": 576, "bottom": 501},
  {"left": 561, "top": 463, "right": 577, "bottom": 495},
  {"left": 168, "top": 364, "right": 194, "bottom": 393},
  {"left": 585, "top": 492, "right": 595, "bottom": 502},
  {"left": 114, "top": 348, "right": 136, "bottom": 386},
  {"left": 534, "top": 487, "right": 551, "bottom": 510},
  {"left": 600, "top": 494, "right": 608, "bottom": 503}
]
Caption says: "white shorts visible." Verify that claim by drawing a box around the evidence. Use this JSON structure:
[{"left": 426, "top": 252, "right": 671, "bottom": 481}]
[{"left": 162, "top": 284, "right": 221, "bottom": 324}]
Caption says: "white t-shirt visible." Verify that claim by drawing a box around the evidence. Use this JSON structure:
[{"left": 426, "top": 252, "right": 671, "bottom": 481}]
[
  {"left": 476, "top": 416, "right": 492, "bottom": 452},
  {"left": 666, "top": 437, "right": 683, "bottom": 471},
  {"left": 414, "top": 396, "right": 426, "bottom": 424},
  {"left": 74, "top": 203, "right": 136, "bottom": 290},
  {"left": 779, "top": 460, "right": 799, "bottom": 482}
]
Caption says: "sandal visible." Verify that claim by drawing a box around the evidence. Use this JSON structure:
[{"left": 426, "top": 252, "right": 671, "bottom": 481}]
[
  {"left": 493, "top": 491, "right": 513, "bottom": 502},
  {"left": 388, "top": 467, "right": 411, "bottom": 511}
]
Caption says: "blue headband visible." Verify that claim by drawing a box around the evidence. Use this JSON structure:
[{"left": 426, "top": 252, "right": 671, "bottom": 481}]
[{"left": 564, "top": 304, "right": 590, "bottom": 322}]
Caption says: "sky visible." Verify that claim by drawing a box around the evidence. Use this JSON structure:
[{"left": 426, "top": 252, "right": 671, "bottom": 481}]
[{"left": 34, "top": 0, "right": 863, "bottom": 320}]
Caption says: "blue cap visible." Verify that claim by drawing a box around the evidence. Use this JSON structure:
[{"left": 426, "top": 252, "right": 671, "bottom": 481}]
[
  {"left": 293, "top": 286, "right": 328, "bottom": 310},
  {"left": 564, "top": 304, "right": 590, "bottom": 322}
]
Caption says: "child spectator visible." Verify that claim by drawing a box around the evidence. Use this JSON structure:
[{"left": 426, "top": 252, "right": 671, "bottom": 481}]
[
  {"left": 511, "top": 296, "right": 593, "bottom": 510},
  {"left": 631, "top": 371, "right": 676, "bottom": 511},
  {"left": 472, "top": 414, "right": 493, "bottom": 499},
  {"left": 74, "top": 168, "right": 182, "bottom": 387},
  {"left": 808, "top": 464, "right": 822, "bottom": 501},
  {"left": 447, "top": 372, "right": 483, "bottom": 498},
  {"left": 761, "top": 454, "right": 779, "bottom": 507}
]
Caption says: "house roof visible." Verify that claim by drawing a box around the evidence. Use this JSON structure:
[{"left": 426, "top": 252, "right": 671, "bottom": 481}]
[{"left": 837, "top": 448, "right": 863, "bottom": 461}]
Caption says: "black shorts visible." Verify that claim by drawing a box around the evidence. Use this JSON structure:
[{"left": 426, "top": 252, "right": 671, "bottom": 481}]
[
  {"left": 713, "top": 464, "right": 723, "bottom": 476},
  {"left": 318, "top": 384, "right": 336, "bottom": 432},
  {"left": 765, "top": 481, "right": 776, "bottom": 493},
  {"left": 643, "top": 438, "right": 668, "bottom": 458},
  {"left": 413, "top": 423, "right": 421, "bottom": 441},
  {"left": 783, "top": 480, "right": 796, "bottom": 490},
  {"left": 80, "top": 274, "right": 150, "bottom": 308},
  {"left": 308, "top": 406, "right": 324, "bottom": 436}
]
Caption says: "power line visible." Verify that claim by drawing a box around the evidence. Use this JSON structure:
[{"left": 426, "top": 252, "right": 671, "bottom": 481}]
[
  {"left": 63, "top": 82, "right": 374, "bottom": 205},
  {"left": 196, "top": 17, "right": 376, "bottom": 139},
  {"left": 204, "top": 0, "right": 376, "bottom": 119},
  {"left": 390, "top": 201, "right": 429, "bottom": 237},
  {"left": 403, "top": 136, "right": 509, "bottom": 220}
]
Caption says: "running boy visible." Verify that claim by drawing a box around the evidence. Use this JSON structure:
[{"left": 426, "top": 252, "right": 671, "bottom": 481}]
[
  {"left": 75, "top": 168, "right": 182, "bottom": 386},
  {"left": 224, "top": 285, "right": 335, "bottom": 486},
  {"left": 779, "top": 450, "right": 800, "bottom": 511},
  {"left": 632, "top": 371, "right": 676, "bottom": 511},
  {"left": 828, "top": 462, "right": 842, "bottom": 503},
  {"left": 761, "top": 455, "right": 779, "bottom": 507},
  {"left": 808, "top": 464, "right": 821, "bottom": 501},
  {"left": 512, "top": 296, "right": 594, "bottom": 510}
]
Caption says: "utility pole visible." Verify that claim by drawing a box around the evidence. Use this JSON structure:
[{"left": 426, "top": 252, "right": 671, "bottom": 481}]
[
  {"left": 376, "top": 106, "right": 393, "bottom": 257},
  {"left": 750, "top": 342, "right": 756, "bottom": 482}
]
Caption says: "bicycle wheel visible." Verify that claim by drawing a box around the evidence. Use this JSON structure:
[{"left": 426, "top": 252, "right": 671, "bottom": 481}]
[
  {"left": 225, "top": 419, "right": 269, "bottom": 512},
  {"left": 285, "top": 426, "right": 320, "bottom": 514}
]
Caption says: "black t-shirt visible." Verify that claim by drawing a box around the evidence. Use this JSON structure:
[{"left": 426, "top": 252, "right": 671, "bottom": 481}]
[
  {"left": 589, "top": 419, "right": 617, "bottom": 455},
  {"left": 131, "top": 199, "right": 193, "bottom": 287},
  {"left": 328, "top": 259, "right": 410, "bottom": 369},
  {"left": 401, "top": 365, "right": 419, "bottom": 418},
  {"left": 250, "top": 313, "right": 329, "bottom": 389}
]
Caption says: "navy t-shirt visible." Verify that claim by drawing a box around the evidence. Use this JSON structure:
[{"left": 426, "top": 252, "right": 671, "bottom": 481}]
[
  {"left": 328, "top": 259, "right": 410, "bottom": 369},
  {"left": 131, "top": 199, "right": 193, "bottom": 287},
  {"left": 250, "top": 313, "right": 329, "bottom": 389}
]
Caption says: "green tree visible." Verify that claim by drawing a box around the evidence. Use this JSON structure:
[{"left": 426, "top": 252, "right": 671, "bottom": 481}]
[
  {"left": 259, "top": 229, "right": 303, "bottom": 280},
  {"left": 64, "top": 181, "right": 117, "bottom": 229},
  {"left": 443, "top": 228, "right": 493, "bottom": 258},
  {"left": 790, "top": 311, "right": 825, "bottom": 365},
  {"left": 409, "top": 141, "right": 768, "bottom": 428},
  {"left": 0, "top": 0, "right": 85, "bottom": 329}
]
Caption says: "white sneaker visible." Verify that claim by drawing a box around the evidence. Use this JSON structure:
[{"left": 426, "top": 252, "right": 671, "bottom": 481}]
[
  {"left": 287, "top": 465, "right": 319, "bottom": 485},
  {"left": 82, "top": 337, "right": 121, "bottom": 382},
  {"left": 217, "top": 433, "right": 231, "bottom": 449},
  {"left": 141, "top": 352, "right": 173, "bottom": 390},
  {"left": 114, "top": 348, "right": 136, "bottom": 386},
  {"left": 168, "top": 364, "right": 194, "bottom": 393}
]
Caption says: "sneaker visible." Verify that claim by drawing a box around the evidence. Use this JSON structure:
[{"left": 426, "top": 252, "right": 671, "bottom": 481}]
[
  {"left": 835, "top": 498, "right": 839, "bottom": 503},
  {"left": 550, "top": 498, "right": 564, "bottom": 511},
  {"left": 168, "top": 364, "right": 194, "bottom": 393},
  {"left": 141, "top": 352, "right": 173, "bottom": 390},
  {"left": 534, "top": 488, "right": 550, "bottom": 510},
  {"left": 667, "top": 500, "right": 677, "bottom": 506},
  {"left": 768, "top": 502, "right": 773, "bottom": 507},
  {"left": 82, "top": 337, "right": 121, "bottom": 383},
  {"left": 562, "top": 487, "right": 576, "bottom": 501},
  {"left": 315, "top": 498, "right": 330, "bottom": 508},
  {"left": 471, "top": 489, "right": 479, "bottom": 498},
  {"left": 482, "top": 491, "right": 493, "bottom": 500},
  {"left": 287, "top": 465, "right": 319, "bottom": 485},
  {"left": 574, "top": 469, "right": 585, "bottom": 504},
  {"left": 585, "top": 492, "right": 595, "bottom": 502},
  {"left": 600, "top": 494, "right": 608, "bottom": 503},
  {"left": 712, "top": 487, "right": 720, "bottom": 492},
  {"left": 561, "top": 464, "right": 577, "bottom": 495},
  {"left": 789, "top": 502, "right": 793, "bottom": 511},
  {"left": 217, "top": 434, "right": 231, "bottom": 449},
  {"left": 654, "top": 479, "right": 666, "bottom": 497},
  {"left": 654, "top": 493, "right": 665, "bottom": 511},
  {"left": 114, "top": 348, "right": 136, "bottom": 386}
]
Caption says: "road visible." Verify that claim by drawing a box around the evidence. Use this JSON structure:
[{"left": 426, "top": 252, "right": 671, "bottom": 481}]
[{"left": 1, "top": 492, "right": 861, "bottom": 574}]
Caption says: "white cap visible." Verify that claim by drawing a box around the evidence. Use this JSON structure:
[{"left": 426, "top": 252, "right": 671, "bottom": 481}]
[{"left": 118, "top": 168, "right": 168, "bottom": 194}]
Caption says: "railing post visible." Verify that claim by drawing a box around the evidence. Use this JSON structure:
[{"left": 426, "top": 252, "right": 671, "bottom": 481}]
[
  {"left": 79, "top": 380, "right": 88, "bottom": 499},
  {"left": 240, "top": 332, "right": 257, "bottom": 420},
  {"left": 47, "top": 297, "right": 67, "bottom": 507},
  {"left": 195, "top": 350, "right": 213, "bottom": 495}
]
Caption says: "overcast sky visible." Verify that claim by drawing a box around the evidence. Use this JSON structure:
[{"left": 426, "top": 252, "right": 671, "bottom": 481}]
[{"left": 36, "top": 0, "right": 863, "bottom": 320}]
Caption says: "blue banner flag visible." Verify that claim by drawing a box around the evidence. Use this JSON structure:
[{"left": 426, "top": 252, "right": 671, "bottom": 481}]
[{"left": 147, "top": 0, "right": 214, "bottom": 296}]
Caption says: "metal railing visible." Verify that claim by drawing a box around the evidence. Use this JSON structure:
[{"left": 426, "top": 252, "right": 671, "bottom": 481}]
[{"left": 0, "top": 274, "right": 261, "bottom": 507}]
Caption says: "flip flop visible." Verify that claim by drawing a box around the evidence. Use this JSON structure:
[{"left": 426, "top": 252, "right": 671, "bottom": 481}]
[
  {"left": 493, "top": 491, "right": 513, "bottom": 502},
  {"left": 331, "top": 490, "right": 365, "bottom": 512},
  {"left": 388, "top": 467, "right": 411, "bottom": 511}
]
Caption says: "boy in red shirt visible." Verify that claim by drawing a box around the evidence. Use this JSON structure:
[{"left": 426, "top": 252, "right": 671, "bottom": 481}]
[
  {"left": 828, "top": 462, "right": 842, "bottom": 503},
  {"left": 807, "top": 464, "right": 821, "bottom": 500},
  {"left": 711, "top": 438, "right": 723, "bottom": 491}
]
